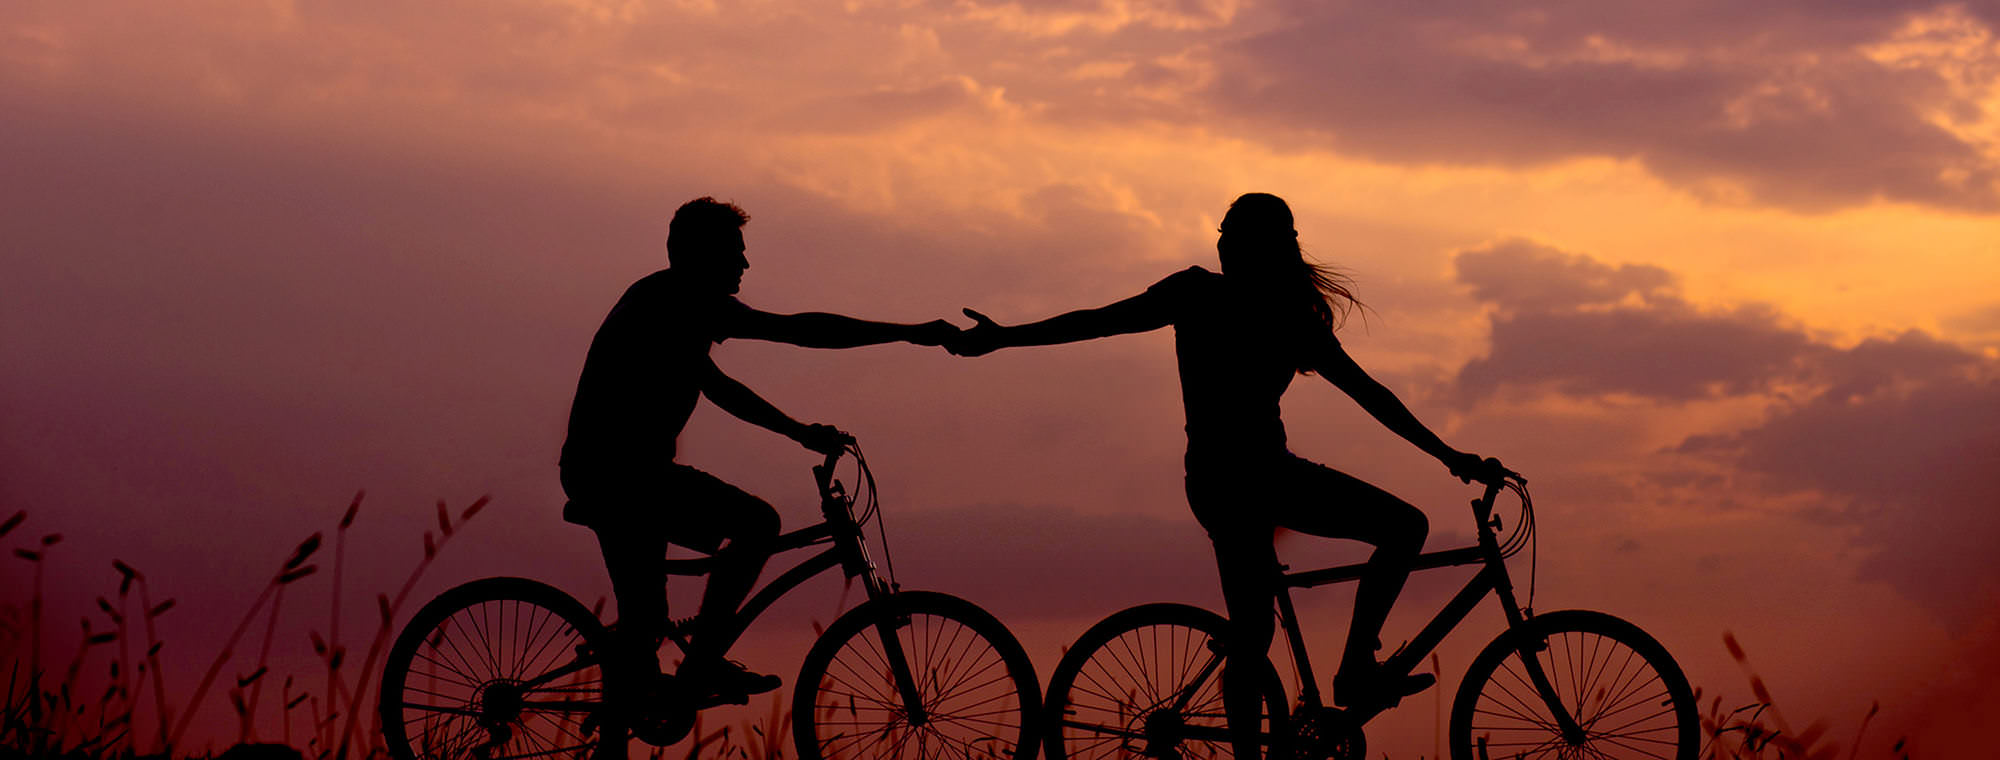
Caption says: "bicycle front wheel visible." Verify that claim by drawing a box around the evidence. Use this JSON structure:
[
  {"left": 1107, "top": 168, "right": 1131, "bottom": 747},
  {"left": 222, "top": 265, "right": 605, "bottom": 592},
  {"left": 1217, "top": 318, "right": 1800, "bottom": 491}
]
[
  {"left": 380, "top": 577, "right": 615, "bottom": 760},
  {"left": 1044, "top": 603, "right": 1287, "bottom": 760},
  {"left": 1449, "top": 609, "right": 1697, "bottom": 760},
  {"left": 794, "top": 590, "right": 1040, "bottom": 760}
]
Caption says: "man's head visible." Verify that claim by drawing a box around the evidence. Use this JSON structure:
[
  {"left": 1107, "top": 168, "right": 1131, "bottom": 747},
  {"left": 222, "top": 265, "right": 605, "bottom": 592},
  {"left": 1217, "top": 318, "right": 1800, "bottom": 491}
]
[{"left": 667, "top": 197, "right": 751, "bottom": 294}]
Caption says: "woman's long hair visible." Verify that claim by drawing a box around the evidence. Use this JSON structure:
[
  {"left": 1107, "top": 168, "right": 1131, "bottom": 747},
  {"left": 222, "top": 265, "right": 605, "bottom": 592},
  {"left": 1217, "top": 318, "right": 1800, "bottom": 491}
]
[{"left": 1222, "top": 193, "right": 1362, "bottom": 371}]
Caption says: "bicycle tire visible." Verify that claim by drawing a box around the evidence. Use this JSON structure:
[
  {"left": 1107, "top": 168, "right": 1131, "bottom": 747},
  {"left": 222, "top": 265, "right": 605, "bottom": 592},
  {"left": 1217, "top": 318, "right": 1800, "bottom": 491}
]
[
  {"left": 1448, "top": 609, "right": 1697, "bottom": 760},
  {"left": 1044, "top": 603, "right": 1288, "bottom": 760},
  {"left": 380, "top": 577, "right": 616, "bottom": 760},
  {"left": 793, "top": 590, "right": 1041, "bottom": 760}
]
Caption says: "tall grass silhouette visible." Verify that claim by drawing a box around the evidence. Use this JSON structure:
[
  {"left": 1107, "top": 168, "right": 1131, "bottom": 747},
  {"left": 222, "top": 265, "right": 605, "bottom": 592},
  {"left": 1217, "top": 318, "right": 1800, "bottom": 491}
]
[
  {"left": 0, "top": 503, "right": 1933, "bottom": 759},
  {"left": 0, "top": 493, "right": 490, "bottom": 760},
  {"left": 1695, "top": 632, "right": 1911, "bottom": 760}
]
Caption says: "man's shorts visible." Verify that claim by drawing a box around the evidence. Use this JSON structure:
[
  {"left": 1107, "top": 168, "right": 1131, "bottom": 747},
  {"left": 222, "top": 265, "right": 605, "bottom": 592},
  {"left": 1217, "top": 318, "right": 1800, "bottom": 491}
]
[{"left": 561, "top": 463, "right": 774, "bottom": 554}]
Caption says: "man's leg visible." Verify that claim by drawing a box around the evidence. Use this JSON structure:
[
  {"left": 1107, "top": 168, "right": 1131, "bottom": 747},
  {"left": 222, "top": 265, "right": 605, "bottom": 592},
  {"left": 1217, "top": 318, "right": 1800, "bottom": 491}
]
[
  {"left": 666, "top": 466, "right": 782, "bottom": 694},
  {"left": 592, "top": 523, "right": 670, "bottom": 697},
  {"left": 686, "top": 502, "right": 779, "bottom": 659}
]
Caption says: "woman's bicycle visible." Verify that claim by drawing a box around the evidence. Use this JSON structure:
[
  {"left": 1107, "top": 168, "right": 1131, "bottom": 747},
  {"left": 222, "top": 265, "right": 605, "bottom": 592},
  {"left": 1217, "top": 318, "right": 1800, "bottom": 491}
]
[
  {"left": 378, "top": 442, "right": 1041, "bottom": 760},
  {"left": 1042, "top": 474, "right": 1697, "bottom": 760}
]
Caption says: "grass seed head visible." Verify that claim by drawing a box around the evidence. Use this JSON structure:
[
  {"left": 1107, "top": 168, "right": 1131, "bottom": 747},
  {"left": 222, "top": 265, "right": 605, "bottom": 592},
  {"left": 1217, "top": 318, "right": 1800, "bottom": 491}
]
[{"left": 339, "top": 491, "right": 364, "bottom": 530}]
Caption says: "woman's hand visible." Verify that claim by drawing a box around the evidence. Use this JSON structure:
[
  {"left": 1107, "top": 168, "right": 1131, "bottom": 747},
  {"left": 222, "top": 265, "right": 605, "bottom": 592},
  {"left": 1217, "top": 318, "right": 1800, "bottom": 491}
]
[
  {"left": 793, "top": 423, "right": 854, "bottom": 456},
  {"left": 945, "top": 308, "right": 1007, "bottom": 357},
  {"left": 1447, "top": 452, "right": 1519, "bottom": 485}
]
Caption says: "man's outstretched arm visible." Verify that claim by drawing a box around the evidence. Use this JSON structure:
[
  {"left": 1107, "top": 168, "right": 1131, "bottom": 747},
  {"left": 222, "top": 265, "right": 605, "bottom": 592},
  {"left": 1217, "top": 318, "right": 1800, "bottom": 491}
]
[
  {"left": 699, "top": 358, "right": 845, "bottom": 452},
  {"left": 732, "top": 308, "right": 957, "bottom": 348}
]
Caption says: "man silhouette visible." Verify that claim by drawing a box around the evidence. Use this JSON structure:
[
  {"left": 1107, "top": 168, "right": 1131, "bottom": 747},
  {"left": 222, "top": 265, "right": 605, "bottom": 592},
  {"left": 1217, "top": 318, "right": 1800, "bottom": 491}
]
[{"left": 560, "top": 197, "right": 954, "bottom": 704}]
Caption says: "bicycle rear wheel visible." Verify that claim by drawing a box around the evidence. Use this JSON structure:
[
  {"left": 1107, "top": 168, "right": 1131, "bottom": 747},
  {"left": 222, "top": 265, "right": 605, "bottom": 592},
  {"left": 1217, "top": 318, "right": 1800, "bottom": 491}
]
[
  {"left": 793, "top": 590, "right": 1040, "bottom": 760},
  {"left": 380, "top": 577, "right": 615, "bottom": 760},
  {"left": 1449, "top": 609, "right": 1696, "bottom": 760},
  {"left": 1044, "top": 603, "right": 1287, "bottom": 760}
]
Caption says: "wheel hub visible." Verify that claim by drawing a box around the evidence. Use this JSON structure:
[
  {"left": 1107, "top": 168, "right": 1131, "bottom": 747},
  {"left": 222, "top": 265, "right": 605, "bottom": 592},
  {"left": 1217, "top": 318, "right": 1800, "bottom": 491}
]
[
  {"left": 1139, "top": 709, "right": 1187, "bottom": 759},
  {"left": 476, "top": 680, "right": 526, "bottom": 726},
  {"left": 1289, "top": 706, "right": 1366, "bottom": 760}
]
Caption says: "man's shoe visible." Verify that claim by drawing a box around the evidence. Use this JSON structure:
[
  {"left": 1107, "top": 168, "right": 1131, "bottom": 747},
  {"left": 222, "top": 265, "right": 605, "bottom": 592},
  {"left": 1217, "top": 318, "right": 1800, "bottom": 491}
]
[
  {"left": 682, "top": 657, "right": 782, "bottom": 698},
  {"left": 1332, "top": 665, "right": 1435, "bottom": 709}
]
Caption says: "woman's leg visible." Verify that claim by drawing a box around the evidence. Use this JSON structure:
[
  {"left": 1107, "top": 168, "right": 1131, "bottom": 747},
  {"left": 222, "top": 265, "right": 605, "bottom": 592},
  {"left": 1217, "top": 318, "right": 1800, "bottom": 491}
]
[
  {"left": 1211, "top": 532, "right": 1280, "bottom": 760},
  {"left": 1189, "top": 464, "right": 1282, "bottom": 759},
  {"left": 1268, "top": 459, "right": 1428, "bottom": 699}
]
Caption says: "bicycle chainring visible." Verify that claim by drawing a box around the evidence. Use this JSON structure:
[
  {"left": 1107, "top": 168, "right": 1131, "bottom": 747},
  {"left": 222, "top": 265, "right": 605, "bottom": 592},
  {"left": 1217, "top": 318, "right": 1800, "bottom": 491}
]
[{"left": 1287, "top": 706, "right": 1365, "bottom": 760}]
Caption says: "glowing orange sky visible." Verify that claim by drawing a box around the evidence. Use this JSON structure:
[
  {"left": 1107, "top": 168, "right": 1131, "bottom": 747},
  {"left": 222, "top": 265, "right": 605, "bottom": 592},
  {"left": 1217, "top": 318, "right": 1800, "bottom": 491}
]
[{"left": 4, "top": 1, "right": 1998, "bottom": 756}]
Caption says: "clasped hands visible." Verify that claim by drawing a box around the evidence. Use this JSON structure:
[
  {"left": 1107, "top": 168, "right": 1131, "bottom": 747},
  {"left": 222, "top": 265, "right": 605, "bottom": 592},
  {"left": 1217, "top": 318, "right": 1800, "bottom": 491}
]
[{"left": 910, "top": 308, "right": 1007, "bottom": 357}]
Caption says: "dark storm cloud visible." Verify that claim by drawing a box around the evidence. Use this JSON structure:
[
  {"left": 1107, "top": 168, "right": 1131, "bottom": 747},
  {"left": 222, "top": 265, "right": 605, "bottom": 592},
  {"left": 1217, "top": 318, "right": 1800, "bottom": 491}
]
[{"left": 1205, "top": 1, "right": 2000, "bottom": 211}]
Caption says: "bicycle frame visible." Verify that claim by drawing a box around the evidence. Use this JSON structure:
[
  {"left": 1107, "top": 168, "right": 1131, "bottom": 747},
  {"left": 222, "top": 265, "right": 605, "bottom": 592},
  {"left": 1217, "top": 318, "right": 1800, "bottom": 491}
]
[
  {"left": 1272, "top": 478, "right": 1583, "bottom": 738},
  {"left": 645, "top": 448, "right": 933, "bottom": 723},
  {"left": 654, "top": 448, "right": 894, "bottom": 657},
  {"left": 505, "top": 450, "right": 893, "bottom": 698},
  {"left": 383, "top": 444, "right": 965, "bottom": 760}
]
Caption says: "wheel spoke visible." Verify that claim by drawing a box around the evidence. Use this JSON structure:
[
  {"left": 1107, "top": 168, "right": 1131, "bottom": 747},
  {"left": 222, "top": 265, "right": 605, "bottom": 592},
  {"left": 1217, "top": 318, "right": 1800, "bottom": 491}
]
[
  {"left": 800, "top": 597, "right": 1030, "bottom": 760},
  {"left": 1453, "top": 613, "right": 1692, "bottom": 760}
]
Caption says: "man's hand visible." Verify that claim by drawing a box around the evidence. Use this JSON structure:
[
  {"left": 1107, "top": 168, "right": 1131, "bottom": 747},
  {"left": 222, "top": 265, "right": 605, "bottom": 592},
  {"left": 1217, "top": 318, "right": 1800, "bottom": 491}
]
[
  {"left": 1447, "top": 451, "right": 1519, "bottom": 485},
  {"left": 945, "top": 308, "right": 1006, "bottom": 357},
  {"left": 794, "top": 423, "right": 853, "bottom": 456},
  {"left": 908, "top": 319, "right": 961, "bottom": 346}
]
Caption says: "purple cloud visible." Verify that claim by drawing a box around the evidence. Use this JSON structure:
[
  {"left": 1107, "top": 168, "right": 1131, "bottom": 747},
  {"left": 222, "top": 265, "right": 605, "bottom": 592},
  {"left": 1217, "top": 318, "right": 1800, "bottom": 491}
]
[
  {"left": 1449, "top": 239, "right": 1817, "bottom": 402},
  {"left": 1678, "top": 370, "right": 2000, "bottom": 624},
  {"left": 1204, "top": 1, "right": 2000, "bottom": 211},
  {"left": 1444, "top": 238, "right": 2000, "bottom": 623}
]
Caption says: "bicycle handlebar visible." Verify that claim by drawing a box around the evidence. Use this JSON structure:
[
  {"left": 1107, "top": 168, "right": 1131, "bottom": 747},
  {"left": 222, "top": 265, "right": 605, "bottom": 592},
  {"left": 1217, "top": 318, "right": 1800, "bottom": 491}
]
[
  {"left": 1457, "top": 456, "right": 1525, "bottom": 489},
  {"left": 810, "top": 430, "right": 858, "bottom": 487}
]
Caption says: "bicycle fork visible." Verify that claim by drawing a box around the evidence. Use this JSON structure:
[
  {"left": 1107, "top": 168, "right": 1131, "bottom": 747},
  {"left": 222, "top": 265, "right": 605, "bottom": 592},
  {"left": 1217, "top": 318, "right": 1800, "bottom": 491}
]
[
  {"left": 836, "top": 582, "right": 931, "bottom": 731},
  {"left": 867, "top": 596, "right": 931, "bottom": 728},
  {"left": 1488, "top": 566, "right": 1587, "bottom": 746}
]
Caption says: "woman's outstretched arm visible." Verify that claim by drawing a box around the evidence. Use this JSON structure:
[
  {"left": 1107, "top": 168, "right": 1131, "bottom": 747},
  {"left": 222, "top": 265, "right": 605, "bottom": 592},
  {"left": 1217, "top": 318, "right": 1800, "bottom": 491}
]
[
  {"left": 948, "top": 291, "right": 1171, "bottom": 356},
  {"left": 1313, "top": 340, "right": 1486, "bottom": 474}
]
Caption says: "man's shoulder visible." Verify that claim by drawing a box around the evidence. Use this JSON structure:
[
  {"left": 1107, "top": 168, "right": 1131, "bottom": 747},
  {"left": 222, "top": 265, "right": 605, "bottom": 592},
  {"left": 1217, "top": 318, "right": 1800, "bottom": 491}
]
[
  {"left": 625, "top": 268, "right": 679, "bottom": 294},
  {"left": 617, "top": 270, "right": 742, "bottom": 309}
]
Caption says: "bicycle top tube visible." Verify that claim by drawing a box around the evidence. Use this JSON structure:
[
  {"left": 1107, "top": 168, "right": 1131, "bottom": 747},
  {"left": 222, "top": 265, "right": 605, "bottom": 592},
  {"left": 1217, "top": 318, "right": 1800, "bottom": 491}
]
[{"left": 658, "top": 520, "right": 840, "bottom": 576}]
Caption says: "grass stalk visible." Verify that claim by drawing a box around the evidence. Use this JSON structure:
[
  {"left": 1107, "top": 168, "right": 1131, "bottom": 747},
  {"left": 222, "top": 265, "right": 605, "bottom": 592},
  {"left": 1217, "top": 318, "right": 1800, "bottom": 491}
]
[
  {"left": 137, "top": 576, "right": 176, "bottom": 754},
  {"left": 334, "top": 495, "right": 486, "bottom": 760},
  {"left": 168, "top": 578, "right": 279, "bottom": 748}
]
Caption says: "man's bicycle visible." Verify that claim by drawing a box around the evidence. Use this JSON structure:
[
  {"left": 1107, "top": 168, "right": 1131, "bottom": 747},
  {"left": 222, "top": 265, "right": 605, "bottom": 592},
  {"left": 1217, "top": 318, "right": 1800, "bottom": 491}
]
[
  {"left": 378, "top": 442, "right": 1041, "bottom": 760},
  {"left": 1042, "top": 474, "right": 1697, "bottom": 760}
]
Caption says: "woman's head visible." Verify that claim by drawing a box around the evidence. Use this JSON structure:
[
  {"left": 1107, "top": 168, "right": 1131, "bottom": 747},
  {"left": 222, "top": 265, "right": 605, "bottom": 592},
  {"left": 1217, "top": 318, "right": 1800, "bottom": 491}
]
[
  {"left": 1217, "top": 193, "right": 1297, "bottom": 277},
  {"left": 1216, "top": 193, "right": 1360, "bottom": 340}
]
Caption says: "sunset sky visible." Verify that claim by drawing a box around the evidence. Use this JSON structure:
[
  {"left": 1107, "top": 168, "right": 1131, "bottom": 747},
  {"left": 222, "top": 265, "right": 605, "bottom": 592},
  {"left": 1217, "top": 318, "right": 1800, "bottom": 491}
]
[{"left": 4, "top": 0, "right": 1998, "bottom": 756}]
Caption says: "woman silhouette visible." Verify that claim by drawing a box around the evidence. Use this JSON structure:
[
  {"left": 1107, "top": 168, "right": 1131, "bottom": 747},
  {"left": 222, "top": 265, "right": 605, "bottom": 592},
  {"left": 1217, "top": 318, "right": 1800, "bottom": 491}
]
[{"left": 950, "top": 192, "right": 1508, "bottom": 757}]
